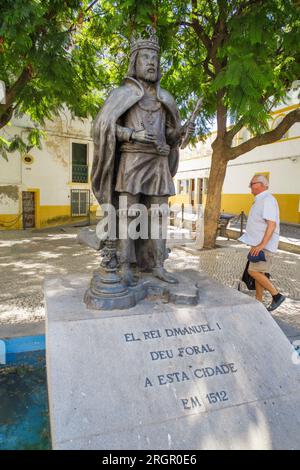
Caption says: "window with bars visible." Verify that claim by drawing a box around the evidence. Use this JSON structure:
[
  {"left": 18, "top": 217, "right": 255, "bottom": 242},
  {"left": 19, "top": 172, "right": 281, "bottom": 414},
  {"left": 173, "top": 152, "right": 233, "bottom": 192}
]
[
  {"left": 71, "top": 189, "right": 90, "bottom": 216},
  {"left": 72, "top": 143, "right": 88, "bottom": 183},
  {"left": 177, "top": 179, "right": 190, "bottom": 195}
]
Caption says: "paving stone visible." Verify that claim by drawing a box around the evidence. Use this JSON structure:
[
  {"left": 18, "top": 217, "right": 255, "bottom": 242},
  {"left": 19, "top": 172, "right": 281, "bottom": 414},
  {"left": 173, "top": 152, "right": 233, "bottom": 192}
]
[{"left": 0, "top": 230, "right": 299, "bottom": 342}]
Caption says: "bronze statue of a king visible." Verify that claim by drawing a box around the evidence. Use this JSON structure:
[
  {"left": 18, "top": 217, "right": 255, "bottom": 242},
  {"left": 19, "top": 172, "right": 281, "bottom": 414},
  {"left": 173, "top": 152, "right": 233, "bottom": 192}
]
[{"left": 91, "top": 27, "right": 194, "bottom": 291}]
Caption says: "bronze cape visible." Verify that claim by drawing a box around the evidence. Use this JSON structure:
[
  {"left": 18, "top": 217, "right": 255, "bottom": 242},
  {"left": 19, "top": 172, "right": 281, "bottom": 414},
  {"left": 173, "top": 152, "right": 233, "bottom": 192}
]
[
  {"left": 91, "top": 77, "right": 181, "bottom": 270},
  {"left": 92, "top": 77, "right": 181, "bottom": 207}
]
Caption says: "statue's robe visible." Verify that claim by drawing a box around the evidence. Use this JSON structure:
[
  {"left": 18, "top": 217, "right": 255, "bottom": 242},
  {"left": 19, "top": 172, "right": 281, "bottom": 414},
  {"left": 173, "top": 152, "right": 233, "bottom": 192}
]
[{"left": 91, "top": 76, "right": 181, "bottom": 269}]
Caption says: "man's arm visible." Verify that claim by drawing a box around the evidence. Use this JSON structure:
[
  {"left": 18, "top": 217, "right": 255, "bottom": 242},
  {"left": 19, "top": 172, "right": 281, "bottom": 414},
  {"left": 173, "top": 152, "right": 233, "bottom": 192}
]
[{"left": 250, "top": 220, "right": 277, "bottom": 256}]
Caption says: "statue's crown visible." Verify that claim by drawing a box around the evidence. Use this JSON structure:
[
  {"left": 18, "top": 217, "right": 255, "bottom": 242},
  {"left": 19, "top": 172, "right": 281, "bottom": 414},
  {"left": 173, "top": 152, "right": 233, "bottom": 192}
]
[{"left": 130, "top": 25, "right": 159, "bottom": 55}]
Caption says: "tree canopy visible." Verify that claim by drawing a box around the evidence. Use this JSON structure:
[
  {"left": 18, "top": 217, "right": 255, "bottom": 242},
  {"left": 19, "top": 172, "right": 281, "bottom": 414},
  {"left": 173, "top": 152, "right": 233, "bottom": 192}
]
[
  {"left": 73, "top": 0, "right": 300, "bottom": 132},
  {"left": 2, "top": 0, "right": 299, "bottom": 140},
  {"left": 0, "top": 0, "right": 109, "bottom": 158},
  {"left": 1, "top": 0, "right": 300, "bottom": 244}
]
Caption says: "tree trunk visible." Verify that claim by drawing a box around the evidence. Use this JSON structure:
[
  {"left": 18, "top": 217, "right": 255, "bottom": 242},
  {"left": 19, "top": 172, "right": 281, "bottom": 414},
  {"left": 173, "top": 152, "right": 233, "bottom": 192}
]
[{"left": 203, "top": 149, "right": 228, "bottom": 249}]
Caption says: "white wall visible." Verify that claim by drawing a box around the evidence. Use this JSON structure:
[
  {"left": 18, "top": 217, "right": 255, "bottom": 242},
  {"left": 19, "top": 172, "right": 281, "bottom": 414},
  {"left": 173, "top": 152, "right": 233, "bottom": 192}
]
[
  {"left": 223, "top": 156, "right": 300, "bottom": 194},
  {"left": 0, "top": 152, "right": 21, "bottom": 185},
  {"left": 0, "top": 110, "right": 94, "bottom": 213},
  {"left": 175, "top": 118, "right": 300, "bottom": 196}
]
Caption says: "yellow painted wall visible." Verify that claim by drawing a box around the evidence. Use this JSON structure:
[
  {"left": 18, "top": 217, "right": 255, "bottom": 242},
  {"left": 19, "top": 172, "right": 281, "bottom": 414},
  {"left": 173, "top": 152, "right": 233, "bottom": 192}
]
[
  {"left": 169, "top": 194, "right": 190, "bottom": 206},
  {"left": 169, "top": 193, "right": 207, "bottom": 207},
  {"left": 39, "top": 205, "right": 71, "bottom": 228},
  {"left": 274, "top": 194, "right": 300, "bottom": 224},
  {"left": 39, "top": 205, "right": 98, "bottom": 228},
  {"left": 220, "top": 194, "right": 253, "bottom": 216},
  {"left": 90, "top": 204, "right": 98, "bottom": 214},
  {"left": 220, "top": 194, "right": 300, "bottom": 223},
  {"left": 0, "top": 186, "right": 23, "bottom": 230},
  {"left": 0, "top": 214, "right": 22, "bottom": 230},
  {"left": 0, "top": 203, "right": 98, "bottom": 230}
]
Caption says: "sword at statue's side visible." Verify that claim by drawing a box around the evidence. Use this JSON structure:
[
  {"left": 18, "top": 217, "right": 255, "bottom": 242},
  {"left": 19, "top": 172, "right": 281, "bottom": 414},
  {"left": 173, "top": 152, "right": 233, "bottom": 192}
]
[{"left": 180, "top": 98, "right": 203, "bottom": 149}]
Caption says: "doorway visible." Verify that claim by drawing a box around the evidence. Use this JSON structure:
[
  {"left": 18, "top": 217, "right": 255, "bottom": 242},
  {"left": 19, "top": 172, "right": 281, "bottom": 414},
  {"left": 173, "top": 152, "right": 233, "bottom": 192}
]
[
  {"left": 190, "top": 178, "right": 195, "bottom": 206},
  {"left": 22, "top": 191, "right": 35, "bottom": 228}
]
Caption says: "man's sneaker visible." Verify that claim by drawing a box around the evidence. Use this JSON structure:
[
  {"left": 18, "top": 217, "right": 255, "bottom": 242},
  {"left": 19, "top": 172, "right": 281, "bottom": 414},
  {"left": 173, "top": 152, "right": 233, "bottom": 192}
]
[{"left": 267, "top": 294, "right": 286, "bottom": 312}]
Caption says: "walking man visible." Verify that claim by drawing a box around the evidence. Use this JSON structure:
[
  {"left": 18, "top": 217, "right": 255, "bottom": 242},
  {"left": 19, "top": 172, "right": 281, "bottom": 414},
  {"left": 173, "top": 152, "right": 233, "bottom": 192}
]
[{"left": 239, "top": 174, "right": 286, "bottom": 311}]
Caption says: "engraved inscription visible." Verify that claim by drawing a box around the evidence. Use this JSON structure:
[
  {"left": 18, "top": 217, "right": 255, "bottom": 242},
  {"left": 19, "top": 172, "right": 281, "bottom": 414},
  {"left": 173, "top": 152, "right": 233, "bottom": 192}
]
[{"left": 123, "top": 321, "right": 236, "bottom": 411}]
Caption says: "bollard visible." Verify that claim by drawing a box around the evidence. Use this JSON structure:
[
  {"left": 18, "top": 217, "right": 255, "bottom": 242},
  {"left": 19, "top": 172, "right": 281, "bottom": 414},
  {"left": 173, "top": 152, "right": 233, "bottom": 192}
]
[{"left": 240, "top": 211, "right": 245, "bottom": 236}]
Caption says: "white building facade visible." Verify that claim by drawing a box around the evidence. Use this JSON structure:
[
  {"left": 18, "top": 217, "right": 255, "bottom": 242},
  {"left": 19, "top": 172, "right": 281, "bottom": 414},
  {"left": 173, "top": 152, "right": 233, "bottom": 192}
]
[
  {"left": 171, "top": 94, "right": 300, "bottom": 224},
  {"left": 0, "top": 111, "right": 98, "bottom": 230}
]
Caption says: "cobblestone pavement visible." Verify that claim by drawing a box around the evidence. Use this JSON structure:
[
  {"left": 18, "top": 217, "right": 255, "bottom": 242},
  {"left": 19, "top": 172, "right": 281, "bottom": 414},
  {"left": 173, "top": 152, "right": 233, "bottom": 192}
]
[
  {"left": 276, "top": 223, "right": 300, "bottom": 241},
  {"left": 167, "top": 239, "right": 300, "bottom": 342},
  {"left": 0, "top": 228, "right": 299, "bottom": 342},
  {"left": 0, "top": 228, "right": 100, "bottom": 327}
]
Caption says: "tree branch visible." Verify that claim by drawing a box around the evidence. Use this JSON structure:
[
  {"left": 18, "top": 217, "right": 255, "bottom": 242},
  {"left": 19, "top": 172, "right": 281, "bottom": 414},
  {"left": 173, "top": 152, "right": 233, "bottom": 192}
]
[
  {"left": 1, "top": 0, "right": 91, "bottom": 121},
  {"left": 67, "top": 0, "right": 101, "bottom": 33},
  {"left": 233, "top": 0, "right": 264, "bottom": 18},
  {"left": 207, "top": 1, "right": 217, "bottom": 25},
  {"left": 228, "top": 108, "right": 300, "bottom": 159},
  {"left": 179, "top": 21, "right": 193, "bottom": 28},
  {"left": 211, "top": 22, "right": 226, "bottom": 61},
  {"left": 1, "top": 66, "right": 33, "bottom": 112},
  {"left": 1, "top": 3, "right": 63, "bottom": 113},
  {"left": 225, "top": 117, "right": 245, "bottom": 143},
  {"left": 203, "top": 55, "right": 215, "bottom": 78},
  {"left": 191, "top": 0, "right": 211, "bottom": 50},
  {"left": 193, "top": 11, "right": 214, "bottom": 26},
  {"left": 0, "top": 106, "right": 14, "bottom": 130},
  {"left": 216, "top": 90, "right": 227, "bottom": 139},
  {"left": 211, "top": 1, "right": 228, "bottom": 62}
]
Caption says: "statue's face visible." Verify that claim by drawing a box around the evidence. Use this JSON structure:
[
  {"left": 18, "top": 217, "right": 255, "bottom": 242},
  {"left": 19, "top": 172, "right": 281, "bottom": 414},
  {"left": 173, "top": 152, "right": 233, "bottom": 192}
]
[{"left": 136, "top": 49, "right": 158, "bottom": 83}]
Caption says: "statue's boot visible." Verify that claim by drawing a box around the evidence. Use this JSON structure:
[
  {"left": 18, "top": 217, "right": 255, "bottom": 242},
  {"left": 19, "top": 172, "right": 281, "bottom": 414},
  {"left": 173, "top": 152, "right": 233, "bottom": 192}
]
[
  {"left": 152, "top": 266, "right": 178, "bottom": 284},
  {"left": 121, "top": 264, "right": 138, "bottom": 287},
  {"left": 151, "top": 236, "right": 178, "bottom": 284}
]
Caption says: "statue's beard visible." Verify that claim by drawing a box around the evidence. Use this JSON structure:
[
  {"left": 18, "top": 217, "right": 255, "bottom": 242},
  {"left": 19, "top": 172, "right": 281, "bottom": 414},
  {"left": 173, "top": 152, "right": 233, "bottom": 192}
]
[{"left": 137, "top": 70, "right": 158, "bottom": 83}]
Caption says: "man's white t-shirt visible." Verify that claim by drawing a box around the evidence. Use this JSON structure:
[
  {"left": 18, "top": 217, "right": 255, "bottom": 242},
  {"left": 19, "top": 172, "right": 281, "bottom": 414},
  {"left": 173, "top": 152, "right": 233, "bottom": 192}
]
[{"left": 239, "top": 190, "right": 280, "bottom": 253}]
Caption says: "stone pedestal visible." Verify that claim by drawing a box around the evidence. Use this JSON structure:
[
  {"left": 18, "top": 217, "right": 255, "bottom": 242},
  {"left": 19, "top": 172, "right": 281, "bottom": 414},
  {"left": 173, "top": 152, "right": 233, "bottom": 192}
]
[{"left": 45, "top": 270, "right": 300, "bottom": 450}]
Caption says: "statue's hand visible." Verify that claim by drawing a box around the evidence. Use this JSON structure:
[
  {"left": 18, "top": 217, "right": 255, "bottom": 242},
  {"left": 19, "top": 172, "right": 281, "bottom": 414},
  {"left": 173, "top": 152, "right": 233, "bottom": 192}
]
[
  {"left": 157, "top": 144, "right": 170, "bottom": 156},
  {"left": 131, "top": 129, "right": 157, "bottom": 144},
  {"left": 180, "top": 122, "right": 196, "bottom": 137}
]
